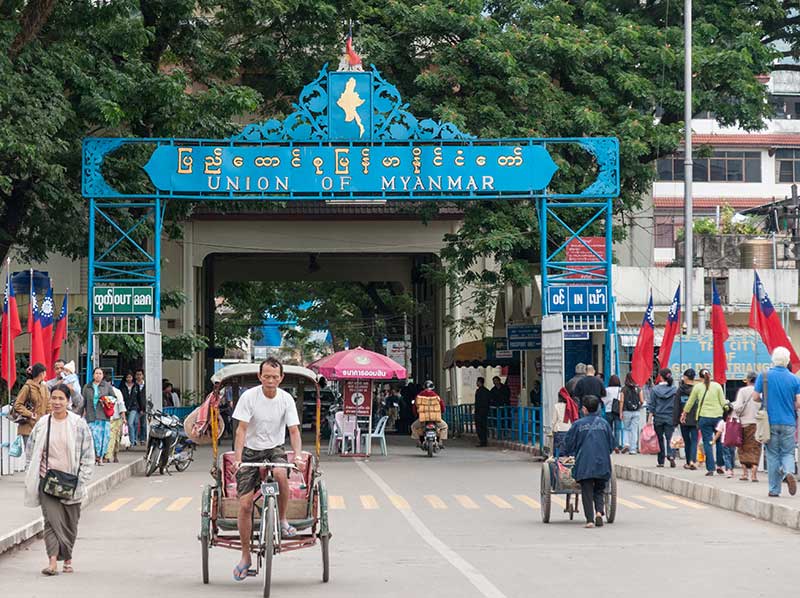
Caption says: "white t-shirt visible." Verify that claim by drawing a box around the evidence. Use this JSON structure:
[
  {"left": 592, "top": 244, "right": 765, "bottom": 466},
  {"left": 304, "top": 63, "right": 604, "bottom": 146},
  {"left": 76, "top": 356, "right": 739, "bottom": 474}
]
[
  {"left": 604, "top": 386, "right": 621, "bottom": 411},
  {"left": 232, "top": 386, "right": 300, "bottom": 450}
]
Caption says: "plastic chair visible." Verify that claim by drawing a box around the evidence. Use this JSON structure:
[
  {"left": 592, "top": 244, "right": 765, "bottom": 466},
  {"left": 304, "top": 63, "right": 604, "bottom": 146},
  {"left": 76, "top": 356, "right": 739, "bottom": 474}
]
[
  {"left": 328, "top": 411, "right": 361, "bottom": 454},
  {"left": 367, "top": 415, "right": 389, "bottom": 456}
]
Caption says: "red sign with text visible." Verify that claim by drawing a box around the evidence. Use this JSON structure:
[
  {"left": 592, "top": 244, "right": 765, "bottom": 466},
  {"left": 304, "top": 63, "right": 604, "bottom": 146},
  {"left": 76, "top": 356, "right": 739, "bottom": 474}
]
[
  {"left": 343, "top": 379, "right": 373, "bottom": 417},
  {"left": 566, "top": 237, "right": 606, "bottom": 279}
]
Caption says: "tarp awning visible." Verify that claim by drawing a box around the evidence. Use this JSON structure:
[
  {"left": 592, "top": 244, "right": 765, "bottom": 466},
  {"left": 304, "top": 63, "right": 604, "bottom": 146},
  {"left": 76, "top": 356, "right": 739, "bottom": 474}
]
[{"left": 443, "top": 338, "right": 519, "bottom": 369}]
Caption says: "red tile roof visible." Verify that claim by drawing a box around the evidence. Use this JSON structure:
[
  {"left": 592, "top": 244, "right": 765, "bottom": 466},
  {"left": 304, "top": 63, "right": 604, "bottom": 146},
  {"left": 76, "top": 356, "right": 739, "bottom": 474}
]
[
  {"left": 693, "top": 133, "right": 800, "bottom": 147},
  {"left": 654, "top": 197, "right": 772, "bottom": 209}
]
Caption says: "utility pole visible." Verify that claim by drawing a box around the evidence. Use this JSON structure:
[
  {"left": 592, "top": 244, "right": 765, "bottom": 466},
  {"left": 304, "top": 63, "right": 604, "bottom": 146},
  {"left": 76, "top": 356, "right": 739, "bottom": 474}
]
[
  {"left": 403, "top": 313, "right": 409, "bottom": 377},
  {"left": 683, "top": 0, "right": 694, "bottom": 335}
]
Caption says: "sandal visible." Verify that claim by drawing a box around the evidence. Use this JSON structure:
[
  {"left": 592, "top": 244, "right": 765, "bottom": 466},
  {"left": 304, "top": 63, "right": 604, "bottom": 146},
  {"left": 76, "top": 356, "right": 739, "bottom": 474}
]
[
  {"left": 233, "top": 561, "right": 251, "bottom": 582},
  {"left": 41, "top": 567, "right": 58, "bottom": 576},
  {"left": 739, "top": 476, "right": 749, "bottom": 481},
  {"left": 281, "top": 523, "right": 298, "bottom": 538},
  {"left": 63, "top": 564, "right": 73, "bottom": 574}
]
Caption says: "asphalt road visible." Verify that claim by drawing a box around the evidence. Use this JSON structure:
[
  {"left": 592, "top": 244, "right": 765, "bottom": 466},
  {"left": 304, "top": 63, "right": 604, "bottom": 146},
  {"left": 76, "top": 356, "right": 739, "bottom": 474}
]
[{"left": 1, "top": 438, "right": 797, "bottom": 598}]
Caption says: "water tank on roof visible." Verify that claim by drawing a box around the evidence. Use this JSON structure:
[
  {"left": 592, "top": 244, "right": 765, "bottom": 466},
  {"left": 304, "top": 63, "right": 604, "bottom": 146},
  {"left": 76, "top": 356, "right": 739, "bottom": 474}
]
[{"left": 739, "top": 239, "right": 774, "bottom": 269}]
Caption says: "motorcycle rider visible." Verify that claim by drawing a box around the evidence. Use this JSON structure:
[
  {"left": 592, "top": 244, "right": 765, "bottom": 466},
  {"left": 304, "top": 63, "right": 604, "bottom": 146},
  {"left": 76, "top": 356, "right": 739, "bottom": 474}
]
[{"left": 410, "top": 380, "right": 448, "bottom": 448}]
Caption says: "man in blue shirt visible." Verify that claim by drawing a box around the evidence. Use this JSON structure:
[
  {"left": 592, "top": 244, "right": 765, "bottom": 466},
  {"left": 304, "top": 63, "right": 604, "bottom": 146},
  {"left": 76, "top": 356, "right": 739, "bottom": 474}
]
[{"left": 754, "top": 347, "right": 800, "bottom": 497}]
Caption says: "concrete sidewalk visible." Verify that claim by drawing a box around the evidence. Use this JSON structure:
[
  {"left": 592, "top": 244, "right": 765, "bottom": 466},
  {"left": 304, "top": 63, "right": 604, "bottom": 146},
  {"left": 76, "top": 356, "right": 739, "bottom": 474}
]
[
  {"left": 0, "top": 448, "right": 144, "bottom": 554},
  {"left": 614, "top": 453, "right": 800, "bottom": 531}
]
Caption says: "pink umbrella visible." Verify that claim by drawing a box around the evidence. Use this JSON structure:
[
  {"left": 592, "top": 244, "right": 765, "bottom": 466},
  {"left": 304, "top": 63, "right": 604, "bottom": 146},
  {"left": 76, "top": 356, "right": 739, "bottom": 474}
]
[{"left": 308, "top": 347, "right": 407, "bottom": 380}]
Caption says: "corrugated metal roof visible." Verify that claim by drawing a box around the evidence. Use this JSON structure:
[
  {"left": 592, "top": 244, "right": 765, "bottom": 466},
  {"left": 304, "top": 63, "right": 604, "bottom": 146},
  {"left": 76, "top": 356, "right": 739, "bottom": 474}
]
[
  {"left": 692, "top": 134, "right": 800, "bottom": 147},
  {"left": 654, "top": 197, "right": 769, "bottom": 209},
  {"left": 191, "top": 201, "right": 463, "bottom": 219}
]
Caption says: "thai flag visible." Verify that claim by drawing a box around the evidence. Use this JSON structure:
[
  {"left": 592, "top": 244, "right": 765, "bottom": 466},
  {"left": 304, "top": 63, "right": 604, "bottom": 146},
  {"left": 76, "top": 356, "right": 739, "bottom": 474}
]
[
  {"left": 2, "top": 277, "right": 22, "bottom": 388},
  {"left": 657, "top": 284, "right": 681, "bottom": 373},
  {"left": 711, "top": 280, "right": 729, "bottom": 384},
  {"left": 630, "top": 292, "right": 655, "bottom": 386},
  {"left": 51, "top": 294, "right": 68, "bottom": 370},
  {"left": 749, "top": 271, "right": 800, "bottom": 370}
]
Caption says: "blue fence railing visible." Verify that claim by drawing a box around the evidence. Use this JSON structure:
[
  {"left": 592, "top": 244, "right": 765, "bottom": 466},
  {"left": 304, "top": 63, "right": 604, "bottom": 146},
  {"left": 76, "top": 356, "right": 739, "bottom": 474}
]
[
  {"left": 163, "top": 406, "right": 194, "bottom": 421},
  {"left": 446, "top": 405, "right": 543, "bottom": 449}
]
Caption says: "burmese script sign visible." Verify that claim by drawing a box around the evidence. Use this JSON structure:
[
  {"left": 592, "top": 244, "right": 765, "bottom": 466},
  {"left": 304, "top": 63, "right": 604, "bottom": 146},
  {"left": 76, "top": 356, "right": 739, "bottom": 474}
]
[
  {"left": 93, "top": 286, "right": 154, "bottom": 315},
  {"left": 143, "top": 143, "right": 559, "bottom": 195}
]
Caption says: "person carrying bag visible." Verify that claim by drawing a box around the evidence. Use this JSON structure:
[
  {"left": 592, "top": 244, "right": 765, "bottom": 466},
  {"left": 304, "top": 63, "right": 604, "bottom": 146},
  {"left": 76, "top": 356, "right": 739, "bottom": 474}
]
[{"left": 755, "top": 373, "right": 770, "bottom": 444}]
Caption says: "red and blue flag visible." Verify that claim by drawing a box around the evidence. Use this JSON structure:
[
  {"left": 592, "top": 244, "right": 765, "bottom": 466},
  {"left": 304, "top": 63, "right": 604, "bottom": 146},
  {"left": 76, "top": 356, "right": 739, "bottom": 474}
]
[
  {"left": 657, "top": 284, "right": 681, "bottom": 373},
  {"left": 749, "top": 271, "right": 800, "bottom": 370},
  {"left": 2, "top": 277, "right": 22, "bottom": 388},
  {"left": 711, "top": 279, "right": 729, "bottom": 384},
  {"left": 631, "top": 292, "right": 655, "bottom": 386}
]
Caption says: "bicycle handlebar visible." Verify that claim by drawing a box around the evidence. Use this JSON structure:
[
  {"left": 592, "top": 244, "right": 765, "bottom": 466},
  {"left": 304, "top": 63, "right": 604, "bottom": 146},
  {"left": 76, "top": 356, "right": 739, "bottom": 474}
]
[{"left": 238, "top": 462, "right": 298, "bottom": 469}]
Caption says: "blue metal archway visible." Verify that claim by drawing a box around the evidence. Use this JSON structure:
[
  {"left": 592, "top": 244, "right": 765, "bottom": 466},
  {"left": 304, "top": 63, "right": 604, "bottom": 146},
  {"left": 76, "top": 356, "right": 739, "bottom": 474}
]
[{"left": 82, "top": 63, "right": 620, "bottom": 383}]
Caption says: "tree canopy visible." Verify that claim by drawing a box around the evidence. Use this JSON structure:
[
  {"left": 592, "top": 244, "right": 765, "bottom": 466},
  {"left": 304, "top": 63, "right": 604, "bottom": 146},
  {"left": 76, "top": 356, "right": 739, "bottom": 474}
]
[{"left": 0, "top": 0, "right": 789, "bottom": 334}]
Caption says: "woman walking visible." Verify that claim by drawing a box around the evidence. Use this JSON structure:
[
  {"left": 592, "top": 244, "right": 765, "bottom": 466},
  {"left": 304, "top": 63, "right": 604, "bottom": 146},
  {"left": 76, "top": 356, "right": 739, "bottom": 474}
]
[
  {"left": 733, "top": 372, "right": 761, "bottom": 482},
  {"left": 81, "top": 367, "right": 114, "bottom": 466},
  {"left": 682, "top": 368, "right": 727, "bottom": 477},
  {"left": 620, "top": 374, "right": 643, "bottom": 454},
  {"left": 604, "top": 375, "right": 623, "bottom": 451},
  {"left": 647, "top": 369, "right": 678, "bottom": 468},
  {"left": 674, "top": 368, "right": 699, "bottom": 470},
  {"left": 104, "top": 385, "right": 127, "bottom": 463},
  {"left": 24, "top": 384, "right": 94, "bottom": 575},
  {"left": 13, "top": 363, "right": 50, "bottom": 465}
]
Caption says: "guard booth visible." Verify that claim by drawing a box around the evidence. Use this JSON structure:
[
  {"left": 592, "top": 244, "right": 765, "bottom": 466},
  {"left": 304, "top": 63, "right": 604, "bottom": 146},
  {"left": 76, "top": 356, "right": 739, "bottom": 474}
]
[{"left": 81, "top": 55, "right": 619, "bottom": 409}]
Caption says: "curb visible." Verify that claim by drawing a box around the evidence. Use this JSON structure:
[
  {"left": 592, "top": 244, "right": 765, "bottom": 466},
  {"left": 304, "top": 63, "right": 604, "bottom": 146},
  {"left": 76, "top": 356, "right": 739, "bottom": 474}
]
[
  {"left": 0, "top": 457, "right": 144, "bottom": 555},
  {"left": 614, "top": 463, "right": 800, "bottom": 532}
]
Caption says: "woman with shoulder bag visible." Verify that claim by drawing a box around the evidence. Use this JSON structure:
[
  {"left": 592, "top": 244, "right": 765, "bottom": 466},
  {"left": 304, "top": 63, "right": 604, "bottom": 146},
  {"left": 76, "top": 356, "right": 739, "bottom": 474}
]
[
  {"left": 620, "top": 373, "right": 644, "bottom": 454},
  {"left": 13, "top": 363, "right": 51, "bottom": 466},
  {"left": 682, "top": 368, "right": 728, "bottom": 477},
  {"left": 604, "top": 374, "right": 623, "bottom": 452},
  {"left": 80, "top": 367, "right": 115, "bottom": 466},
  {"left": 674, "top": 368, "right": 699, "bottom": 470},
  {"left": 24, "top": 384, "right": 95, "bottom": 576},
  {"left": 733, "top": 371, "right": 761, "bottom": 482}
]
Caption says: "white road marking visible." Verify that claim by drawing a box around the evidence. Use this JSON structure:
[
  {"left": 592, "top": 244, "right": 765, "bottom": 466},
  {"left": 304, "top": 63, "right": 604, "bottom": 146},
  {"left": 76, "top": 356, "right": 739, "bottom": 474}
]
[{"left": 358, "top": 461, "right": 509, "bottom": 598}]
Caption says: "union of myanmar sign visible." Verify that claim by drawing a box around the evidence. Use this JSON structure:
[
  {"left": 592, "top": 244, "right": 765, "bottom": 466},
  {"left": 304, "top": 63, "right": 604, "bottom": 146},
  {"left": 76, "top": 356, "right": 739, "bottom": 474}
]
[{"left": 82, "top": 67, "right": 619, "bottom": 201}]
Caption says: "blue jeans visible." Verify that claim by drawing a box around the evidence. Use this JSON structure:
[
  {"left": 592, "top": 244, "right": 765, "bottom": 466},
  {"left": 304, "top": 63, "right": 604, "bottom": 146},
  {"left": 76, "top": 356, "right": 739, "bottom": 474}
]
[
  {"left": 681, "top": 424, "right": 698, "bottom": 464},
  {"left": 765, "top": 424, "right": 797, "bottom": 496},
  {"left": 722, "top": 446, "right": 735, "bottom": 470},
  {"left": 127, "top": 410, "right": 140, "bottom": 445},
  {"left": 622, "top": 411, "right": 641, "bottom": 453},
  {"left": 698, "top": 416, "right": 724, "bottom": 472}
]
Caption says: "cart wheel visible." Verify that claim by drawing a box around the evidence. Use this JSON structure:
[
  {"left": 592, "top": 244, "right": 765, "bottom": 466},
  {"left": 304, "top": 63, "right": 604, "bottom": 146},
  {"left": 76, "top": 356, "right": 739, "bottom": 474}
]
[
  {"left": 605, "top": 468, "right": 617, "bottom": 524},
  {"left": 567, "top": 494, "right": 575, "bottom": 520},
  {"left": 262, "top": 495, "right": 276, "bottom": 598},
  {"left": 321, "top": 534, "right": 330, "bottom": 582},
  {"left": 540, "top": 465, "right": 551, "bottom": 523},
  {"left": 200, "top": 485, "right": 211, "bottom": 584}
]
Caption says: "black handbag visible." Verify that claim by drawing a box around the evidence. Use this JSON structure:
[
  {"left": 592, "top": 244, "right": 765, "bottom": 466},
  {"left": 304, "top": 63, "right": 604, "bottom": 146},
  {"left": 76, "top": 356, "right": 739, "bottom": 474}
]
[{"left": 40, "top": 416, "right": 81, "bottom": 500}]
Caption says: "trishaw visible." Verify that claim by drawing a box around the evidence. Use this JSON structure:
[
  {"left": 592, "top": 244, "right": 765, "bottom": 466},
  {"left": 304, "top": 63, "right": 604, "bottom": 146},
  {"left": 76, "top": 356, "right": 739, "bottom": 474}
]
[
  {"left": 199, "top": 363, "right": 331, "bottom": 597},
  {"left": 540, "top": 445, "right": 617, "bottom": 524}
]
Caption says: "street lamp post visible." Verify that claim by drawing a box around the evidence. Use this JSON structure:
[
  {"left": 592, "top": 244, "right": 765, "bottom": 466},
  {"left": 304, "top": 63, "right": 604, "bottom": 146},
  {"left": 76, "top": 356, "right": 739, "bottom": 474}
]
[{"left": 684, "top": 0, "right": 694, "bottom": 335}]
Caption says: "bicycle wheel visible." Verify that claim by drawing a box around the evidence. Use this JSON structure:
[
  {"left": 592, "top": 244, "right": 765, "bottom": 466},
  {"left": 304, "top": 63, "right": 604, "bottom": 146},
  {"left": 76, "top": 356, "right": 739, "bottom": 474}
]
[
  {"left": 605, "top": 468, "right": 617, "bottom": 524},
  {"left": 262, "top": 496, "right": 276, "bottom": 598}
]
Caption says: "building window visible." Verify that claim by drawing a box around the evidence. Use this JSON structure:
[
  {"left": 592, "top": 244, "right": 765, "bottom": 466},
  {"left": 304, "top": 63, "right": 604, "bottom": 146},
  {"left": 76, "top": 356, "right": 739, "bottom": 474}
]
[
  {"left": 657, "top": 151, "right": 761, "bottom": 182},
  {"left": 654, "top": 216, "right": 680, "bottom": 248},
  {"left": 775, "top": 149, "right": 800, "bottom": 183}
]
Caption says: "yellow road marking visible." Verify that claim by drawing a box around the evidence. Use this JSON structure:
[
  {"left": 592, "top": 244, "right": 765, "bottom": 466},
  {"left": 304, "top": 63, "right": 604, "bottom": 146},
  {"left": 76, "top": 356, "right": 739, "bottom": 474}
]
[
  {"left": 166, "top": 497, "right": 193, "bottom": 512},
  {"left": 133, "top": 497, "right": 164, "bottom": 512},
  {"left": 389, "top": 495, "right": 410, "bottom": 510},
  {"left": 633, "top": 495, "right": 678, "bottom": 510},
  {"left": 513, "top": 495, "right": 541, "bottom": 509},
  {"left": 329, "top": 495, "right": 346, "bottom": 510},
  {"left": 617, "top": 498, "right": 645, "bottom": 510},
  {"left": 661, "top": 495, "right": 707, "bottom": 510},
  {"left": 485, "top": 495, "right": 512, "bottom": 509},
  {"left": 454, "top": 495, "right": 479, "bottom": 509},
  {"left": 101, "top": 498, "right": 133, "bottom": 512},
  {"left": 425, "top": 495, "right": 448, "bottom": 509},
  {"left": 360, "top": 495, "right": 379, "bottom": 510}
]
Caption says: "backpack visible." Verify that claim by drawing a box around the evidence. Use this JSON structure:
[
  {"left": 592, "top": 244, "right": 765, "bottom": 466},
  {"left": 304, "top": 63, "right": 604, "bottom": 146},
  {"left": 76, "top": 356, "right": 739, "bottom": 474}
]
[{"left": 622, "top": 385, "right": 641, "bottom": 411}]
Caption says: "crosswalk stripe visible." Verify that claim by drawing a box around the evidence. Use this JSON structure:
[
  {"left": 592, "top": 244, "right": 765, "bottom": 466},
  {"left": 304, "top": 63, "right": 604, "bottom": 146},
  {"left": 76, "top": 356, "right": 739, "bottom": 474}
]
[
  {"left": 360, "top": 495, "right": 379, "bottom": 510},
  {"left": 633, "top": 495, "right": 678, "bottom": 510},
  {"left": 102, "top": 498, "right": 133, "bottom": 512},
  {"left": 166, "top": 497, "right": 193, "bottom": 512},
  {"left": 485, "top": 495, "right": 512, "bottom": 509},
  {"left": 617, "top": 498, "right": 645, "bottom": 510},
  {"left": 513, "top": 495, "right": 541, "bottom": 509},
  {"left": 661, "top": 495, "right": 707, "bottom": 510},
  {"left": 329, "top": 496, "right": 346, "bottom": 510},
  {"left": 454, "top": 495, "right": 479, "bottom": 509},
  {"left": 133, "top": 497, "right": 164, "bottom": 512},
  {"left": 389, "top": 495, "right": 410, "bottom": 510},
  {"left": 425, "top": 495, "right": 448, "bottom": 509}
]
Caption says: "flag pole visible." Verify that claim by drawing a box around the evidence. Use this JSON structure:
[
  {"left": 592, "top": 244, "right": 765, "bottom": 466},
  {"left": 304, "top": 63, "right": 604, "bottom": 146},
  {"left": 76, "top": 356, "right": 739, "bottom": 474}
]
[{"left": 2, "top": 258, "right": 9, "bottom": 476}]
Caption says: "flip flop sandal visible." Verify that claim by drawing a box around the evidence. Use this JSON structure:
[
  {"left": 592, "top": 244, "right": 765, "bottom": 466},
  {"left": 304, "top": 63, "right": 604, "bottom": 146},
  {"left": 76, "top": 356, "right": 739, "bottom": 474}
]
[
  {"left": 41, "top": 568, "right": 59, "bottom": 576},
  {"left": 281, "top": 524, "right": 298, "bottom": 538},
  {"left": 233, "top": 562, "right": 251, "bottom": 582},
  {"left": 63, "top": 565, "right": 74, "bottom": 574}
]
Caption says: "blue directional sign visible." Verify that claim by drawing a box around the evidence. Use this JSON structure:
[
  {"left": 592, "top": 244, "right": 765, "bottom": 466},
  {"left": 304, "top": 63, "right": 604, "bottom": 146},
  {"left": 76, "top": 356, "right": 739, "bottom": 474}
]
[
  {"left": 507, "top": 324, "right": 542, "bottom": 350},
  {"left": 547, "top": 286, "right": 608, "bottom": 314}
]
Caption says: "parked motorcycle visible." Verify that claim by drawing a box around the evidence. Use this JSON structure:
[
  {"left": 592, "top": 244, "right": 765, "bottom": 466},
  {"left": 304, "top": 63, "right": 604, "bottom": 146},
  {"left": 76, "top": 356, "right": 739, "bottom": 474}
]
[
  {"left": 420, "top": 422, "right": 442, "bottom": 457},
  {"left": 145, "top": 403, "right": 195, "bottom": 476}
]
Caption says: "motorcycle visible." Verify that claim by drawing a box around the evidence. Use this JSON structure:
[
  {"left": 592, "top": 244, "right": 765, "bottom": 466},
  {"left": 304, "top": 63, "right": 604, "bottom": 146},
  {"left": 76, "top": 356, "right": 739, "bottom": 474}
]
[
  {"left": 145, "top": 404, "right": 195, "bottom": 476},
  {"left": 420, "top": 421, "right": 442, "bottom": 457}
]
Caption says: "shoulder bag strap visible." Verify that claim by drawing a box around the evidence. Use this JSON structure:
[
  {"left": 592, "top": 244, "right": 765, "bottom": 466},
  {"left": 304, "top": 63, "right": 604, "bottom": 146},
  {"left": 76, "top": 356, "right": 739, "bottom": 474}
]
[
  {"left": 697, "top": 387, "right": 710, "bottom": 416},
  {"left": 44, "top": 415, "right": 52, "bottom": 472}
]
